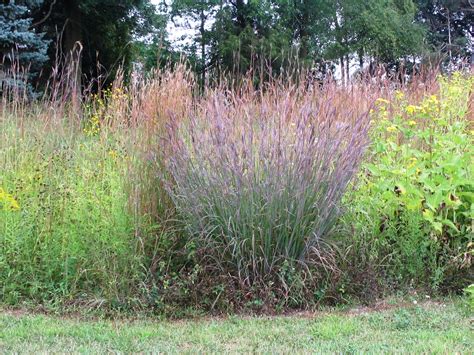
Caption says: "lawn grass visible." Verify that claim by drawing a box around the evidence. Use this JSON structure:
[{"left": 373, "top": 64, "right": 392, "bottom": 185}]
[{"left": 1, "top": 300, "right": 472, "bottom": 353}]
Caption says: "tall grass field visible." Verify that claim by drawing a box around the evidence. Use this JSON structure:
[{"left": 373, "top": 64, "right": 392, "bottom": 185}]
[{"left": 1, "top": 67, "right": 473, "bottom": 313}]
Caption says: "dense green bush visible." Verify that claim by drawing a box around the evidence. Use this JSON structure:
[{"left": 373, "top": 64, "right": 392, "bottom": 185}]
[{"left": 340, "top": 73, "right": 473, "bottom": 293}]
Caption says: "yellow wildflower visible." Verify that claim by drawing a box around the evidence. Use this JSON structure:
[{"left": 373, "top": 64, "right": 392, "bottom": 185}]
[
  {"left": 108, "top": 150, "right": 118, "bottom": 159},
  {"left": 376, "top": 98, "right": 390, "bottom": 105},
  {"left": 408, "top": 120, "right": 417, "bottom": 126},
  {"left": 422, "top": 94, "right": 440, "bottom": 114},
  {"left": 387, "top": 125, "right": 397, "bottom": 133},
  {"left": 84, "top": 115, "right": 101, "bottom": 136},
  {"left": 406, "top": 105, "right": 420, "bottom": 115},
  {"left": 429, "top": 95, "right": 439, "bottom": 104},
  {"left": 408, "top": 157, "right": 417, "bottom": 168},
  {"left": 9, "top": 198, "right": 20, "bottom": 211},
  {"left": 0, "top": 188, "right": 20, "bottom": 211},
  {"left": 395, "top": 90, "right": 404, "bottom": 100}
]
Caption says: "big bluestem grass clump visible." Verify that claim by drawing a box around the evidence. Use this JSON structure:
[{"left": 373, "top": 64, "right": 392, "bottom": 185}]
[{"left": 165, "top": 81, "right": 371, "bottom": 283}]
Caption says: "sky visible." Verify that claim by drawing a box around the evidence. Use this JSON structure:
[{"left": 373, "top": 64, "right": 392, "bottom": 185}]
[{"left": 151, "top": 0, "right": 199, "bottom": 50}]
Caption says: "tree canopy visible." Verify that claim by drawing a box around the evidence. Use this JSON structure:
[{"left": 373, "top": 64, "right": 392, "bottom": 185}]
[
  {"left": 1, "top": 0, "right": 473, "bottom": 90},
  {"left": 30, "top": 0, "right": 165, "bottom": 84},
  {"left": 0, "top": 0, "right": 49, "bottom": 91}
]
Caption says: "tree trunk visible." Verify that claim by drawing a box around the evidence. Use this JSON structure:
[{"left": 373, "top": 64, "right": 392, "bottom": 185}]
[
  {"left": 299, "top": 0, "right": 310, "bottom": 61},
  {"left": 200, "top": 6, "right": 206, "bottom": 93},
  {"left": 345, "top": 54, "right": 350, "bottom": 84},
  {"left": 235, "top": 0, "right": 246, "bottom": 29},
  {"left": 340, "top": 56, "right": 345, "bottom": 86},
  {"left": 63, "top": 0, "right": 82, "bottom": 106}
]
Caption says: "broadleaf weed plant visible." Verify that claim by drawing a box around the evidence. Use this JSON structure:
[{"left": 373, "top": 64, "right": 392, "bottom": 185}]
[{"left": 341, "top": 71, "right": 473, "bottom": 292}]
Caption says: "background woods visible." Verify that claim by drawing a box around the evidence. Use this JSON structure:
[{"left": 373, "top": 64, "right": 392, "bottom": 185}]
[{"left": 1, "top": 0, "right": 473, "bottom": 90}]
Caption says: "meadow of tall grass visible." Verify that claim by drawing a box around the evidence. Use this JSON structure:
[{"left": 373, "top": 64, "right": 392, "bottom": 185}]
[{"left": 1, "top": 65, "right": 472, "bottom": 313}]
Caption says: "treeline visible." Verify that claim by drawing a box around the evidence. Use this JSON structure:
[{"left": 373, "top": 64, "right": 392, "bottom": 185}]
[{"left": 1, "top": 0, "right": 473, "bottom": 88}]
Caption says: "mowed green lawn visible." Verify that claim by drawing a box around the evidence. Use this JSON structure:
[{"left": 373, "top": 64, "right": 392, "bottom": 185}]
[{"left": 1, "top": 301, "right": 472, "bottom": 353}]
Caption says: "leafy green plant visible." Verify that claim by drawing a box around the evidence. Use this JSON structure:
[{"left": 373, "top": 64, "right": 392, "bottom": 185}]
[
  {"left": 464, "top": 284, "right": 474, "bottom": 310},
  {"left": 0, "top": 119, "right": 145, "bottom": 306},
  {"left": 0, "top": 66, "right": 192, "bottom": 309},
  {"left": 344, "top": 72, "right": 473, "bottom": 290}
]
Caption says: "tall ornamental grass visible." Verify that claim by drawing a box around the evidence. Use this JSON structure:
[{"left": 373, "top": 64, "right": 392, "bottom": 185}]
[{"left": 165, "top": 81, "right": 371, "bottom": 283}]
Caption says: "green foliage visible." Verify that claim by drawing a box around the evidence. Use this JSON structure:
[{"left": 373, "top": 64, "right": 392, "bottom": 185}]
[
  {"left": 29, "top": 0, "right": 165, "bottom": 84},
  {"left": 0, "top": 119, "right": 147, "bottom": 305},
  {"left": 464, "top": 284, "right": 474, "bottom": 310},
  {"left": 209, "top": 0, "right": 294, "bottom": 77},
  {"left": 2, "top": 0, "right": 472, "bottom": 91},
  {"left": 323, "top": 0, "right": 425, "bottom": 63},
  {"left": 416, "top": 0, "right": 474, "bottom": 63},
  {"left": 343, "top": 72, "right": 473, "bottom": 290}
]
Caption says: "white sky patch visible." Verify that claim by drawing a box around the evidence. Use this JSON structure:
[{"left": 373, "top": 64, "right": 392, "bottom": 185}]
[
  {"left": 167, "top": 16, "right": 195, "bottom": 49},
  {"left": 152, "top": 0, "right": 209, "bottom": 52}
]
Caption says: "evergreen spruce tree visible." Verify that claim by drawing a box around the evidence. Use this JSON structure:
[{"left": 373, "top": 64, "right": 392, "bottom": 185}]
[{"left": 0, "top": 0, "right": 49, "bottom": 92}]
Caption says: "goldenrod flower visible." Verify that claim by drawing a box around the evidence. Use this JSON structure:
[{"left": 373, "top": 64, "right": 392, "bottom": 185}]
[
  {"left": 406, "top": 105, "right": 421, "bottom": 115},
  {"left": 395, "top": 91, "right": 404, "bottom": 100},
  {"left": 9, "top": 198, "right": 20, "bottom": 211},
  {"left": 408, "top": 157, "right": 417, "bottom": 168},
  {"left": 108, "top": 150, "right": 118, "bottom": 159},
  {"left": 0, "top": 187, "right": 20, "bottom": 211},
  {"left": 429, "top": 95, "right": 439, "bottom": 104},
  {"left": 376, "top": 98, "right": 390, "bottom": 105}
]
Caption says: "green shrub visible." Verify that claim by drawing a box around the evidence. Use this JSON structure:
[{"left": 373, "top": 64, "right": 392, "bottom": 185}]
[
  {"left": 464, "top": 284, "right": 474, "bottom": 310},
  {"left": 342, "top": 72, "right": 473, "bottom": 291}
]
